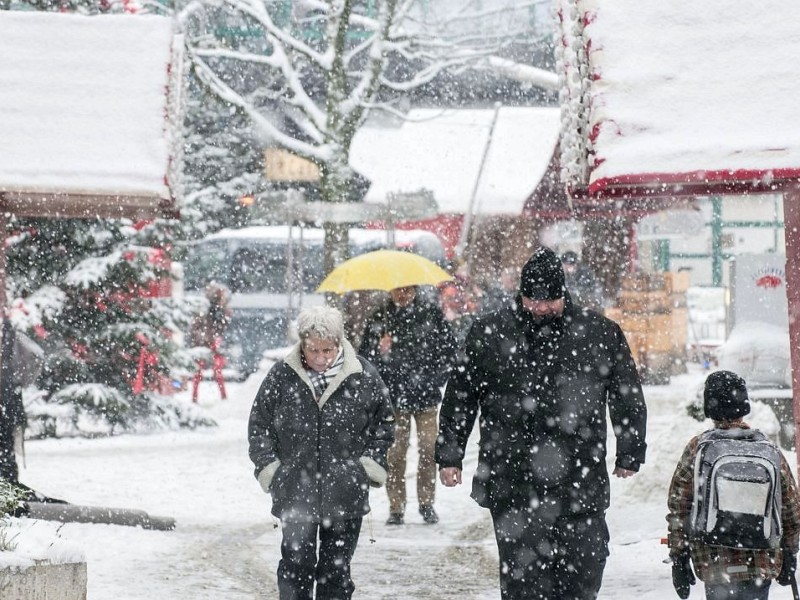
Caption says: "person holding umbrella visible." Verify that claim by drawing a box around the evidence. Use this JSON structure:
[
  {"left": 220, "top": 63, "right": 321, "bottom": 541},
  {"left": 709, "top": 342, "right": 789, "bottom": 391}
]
[
  {"left": 358, "top": 283, "right": 457, "bottom": 525},
  {"left": 317, "top": 249, "right": 457, "bottom": 526}
]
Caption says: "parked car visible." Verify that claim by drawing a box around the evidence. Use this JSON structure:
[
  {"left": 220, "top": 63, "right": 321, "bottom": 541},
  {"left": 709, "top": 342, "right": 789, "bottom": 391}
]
[{"left": 182, "top": 225, "right": 445, "bottom": 378}]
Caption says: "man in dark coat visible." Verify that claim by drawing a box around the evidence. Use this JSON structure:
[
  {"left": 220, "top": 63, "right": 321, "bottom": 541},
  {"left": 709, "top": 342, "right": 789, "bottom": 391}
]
[
  {"left": 359, "top": 285, "right": 456, "bottom": 525},
  {"left": 436, "top": 247, "right": 647, "bottom": 600}
]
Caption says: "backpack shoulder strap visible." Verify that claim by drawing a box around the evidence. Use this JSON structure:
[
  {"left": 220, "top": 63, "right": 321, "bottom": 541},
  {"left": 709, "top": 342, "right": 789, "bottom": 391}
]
[{"left": 699, "top": 427, "right": 768, "bottom": 444}]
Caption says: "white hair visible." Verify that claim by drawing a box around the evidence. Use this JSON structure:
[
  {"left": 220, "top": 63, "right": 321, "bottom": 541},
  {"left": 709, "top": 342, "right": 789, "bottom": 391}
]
[{"left": 296, "top": 305, "right": 344, "bottom": 343}]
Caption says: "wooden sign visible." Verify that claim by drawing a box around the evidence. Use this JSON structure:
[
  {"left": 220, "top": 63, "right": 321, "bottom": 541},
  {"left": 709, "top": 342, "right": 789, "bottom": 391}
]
[{"left": 265, "top": 149, "right": 320, "bottom": 182}]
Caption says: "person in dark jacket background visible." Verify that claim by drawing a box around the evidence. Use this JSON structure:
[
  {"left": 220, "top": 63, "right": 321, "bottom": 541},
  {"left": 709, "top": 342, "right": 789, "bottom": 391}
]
[
  {"left": 0, "top": 318, "right": 26, "bottom": 485},
  {"left": 560, "top": 250, "right": 605, "bottom": 311},
  {"left": 436, "top": 247, "right": 647, "bottom": 600},
  {"left": 359, "top": 284, "right": 456, "bottom": 525},
  {"left": 248, "top": 305, "right": 395, "bottom": 600},
  {"left": 189, "top": 282, "right": 231, "bottom": 402},
  {"left": 0, "top": 318, "right": 44, "bottom": 487}
]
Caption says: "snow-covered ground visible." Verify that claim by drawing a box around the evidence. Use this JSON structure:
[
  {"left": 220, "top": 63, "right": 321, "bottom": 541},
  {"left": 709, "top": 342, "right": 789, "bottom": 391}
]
[{"left": 9, "top": 359, "right": 799, "bottom": 599}]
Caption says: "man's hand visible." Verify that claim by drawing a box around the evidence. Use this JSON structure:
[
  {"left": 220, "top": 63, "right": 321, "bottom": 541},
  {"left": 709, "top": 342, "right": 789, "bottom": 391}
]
[
  {"left": 613, "top": 467, "right": 636, "bottom": 479},
  {"left": 439, "top": 467, "right": 462, "bottom": 487}
]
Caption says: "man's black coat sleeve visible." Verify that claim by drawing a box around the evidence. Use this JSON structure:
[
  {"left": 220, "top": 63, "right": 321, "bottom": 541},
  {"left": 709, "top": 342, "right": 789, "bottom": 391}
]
[
  {"left": 607, "top": 323, "right": 647, "bottom": 471},
  {"left": 435, "top": 324, "right": 483, "bottom": 469}
]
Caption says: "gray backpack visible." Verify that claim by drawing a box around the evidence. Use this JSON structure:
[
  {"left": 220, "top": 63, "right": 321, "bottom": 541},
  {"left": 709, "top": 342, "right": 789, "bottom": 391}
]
[{"left": 690, "top": 428, "right": 783, "bottom": 549}]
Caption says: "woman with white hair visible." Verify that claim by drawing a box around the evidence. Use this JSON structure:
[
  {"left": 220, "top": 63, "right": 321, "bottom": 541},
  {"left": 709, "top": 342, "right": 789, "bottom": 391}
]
[{"left": 248, "top": 305, "right": 395, "bottom": 600}]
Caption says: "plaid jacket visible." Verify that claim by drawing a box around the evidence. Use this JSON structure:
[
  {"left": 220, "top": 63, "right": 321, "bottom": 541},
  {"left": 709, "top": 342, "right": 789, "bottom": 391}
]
[{"left": 667, "top": 422, "right": 800, "bottom": 583}]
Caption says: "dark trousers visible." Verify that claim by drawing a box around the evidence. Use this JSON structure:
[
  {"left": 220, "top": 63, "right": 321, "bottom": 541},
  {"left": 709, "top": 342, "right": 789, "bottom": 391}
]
[
  {"left": 278, "top": 518, "right": 362, "bottom": 600},
  {"left": 0, "top": 428, "right": 18, "bottom": 483},
  {"left": 705, "top": 579, "right": 771, "bottom": 600},
  {"left": 489, "top": 504, "right": 609, "bottom": 600}
]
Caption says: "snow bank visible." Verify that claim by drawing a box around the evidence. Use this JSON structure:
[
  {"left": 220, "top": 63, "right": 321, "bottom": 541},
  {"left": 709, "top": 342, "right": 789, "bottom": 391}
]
[{"left": 0, "top": 519, "right": 84, "bottom": 569}]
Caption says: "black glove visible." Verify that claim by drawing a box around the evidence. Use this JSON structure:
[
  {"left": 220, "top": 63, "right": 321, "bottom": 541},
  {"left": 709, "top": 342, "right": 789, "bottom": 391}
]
[
  {"left": 672, "top": 554, "right": 696, "bottom": 599},
  {"left": 777, "top": 551, "right": 797, "bottom": 586}
]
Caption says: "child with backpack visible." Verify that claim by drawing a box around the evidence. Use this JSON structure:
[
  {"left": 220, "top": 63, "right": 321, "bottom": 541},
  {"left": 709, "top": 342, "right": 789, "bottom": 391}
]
[{"left": 667, "top": 370, "right": 800, "bottom": 599}]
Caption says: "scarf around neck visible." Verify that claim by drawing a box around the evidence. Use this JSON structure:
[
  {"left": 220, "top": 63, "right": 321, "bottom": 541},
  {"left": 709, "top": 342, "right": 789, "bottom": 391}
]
[{"left": 305, "top": 346, "right": 345, "bottom": 401}]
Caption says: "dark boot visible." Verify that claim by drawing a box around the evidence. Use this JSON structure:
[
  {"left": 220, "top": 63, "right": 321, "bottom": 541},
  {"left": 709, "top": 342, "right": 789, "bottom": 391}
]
[
  {"left": 419, "top": 505, "right": 439, "bottom": 524},
  {"left": 385, "top": 513, "right": 404, "bottom": 525}
]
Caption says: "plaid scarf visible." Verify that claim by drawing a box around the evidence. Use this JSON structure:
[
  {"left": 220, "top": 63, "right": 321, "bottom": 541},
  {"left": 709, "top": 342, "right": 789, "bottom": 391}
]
[{"left": 306, "top": 346, "right": 345, "bottom": 401}]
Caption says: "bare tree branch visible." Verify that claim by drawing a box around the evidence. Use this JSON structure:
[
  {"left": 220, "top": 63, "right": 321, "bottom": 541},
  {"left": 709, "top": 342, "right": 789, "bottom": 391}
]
[
  {"left": 223, "top": 0, "right": 332, "bottom": 69},
  {"left": 340, "top": 0, "right": 398, "bottom": 131},
  {"left": 484, "top": 56, "right": 559, "bottom": 90},
  {"left": 181, "top": 0, "right": 551, "bottom": 199},
  {"left": 190, "top": 52, "right": 332, "bottom": 162},
  {"left": 193, "top": 47, "right": 280, "bottom": 67}
]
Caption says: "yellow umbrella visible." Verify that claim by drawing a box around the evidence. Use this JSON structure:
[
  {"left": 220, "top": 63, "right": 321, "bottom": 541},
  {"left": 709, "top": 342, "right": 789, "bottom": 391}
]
[{"left": 316, "top": 249, "right": 453, "bottom": 293}]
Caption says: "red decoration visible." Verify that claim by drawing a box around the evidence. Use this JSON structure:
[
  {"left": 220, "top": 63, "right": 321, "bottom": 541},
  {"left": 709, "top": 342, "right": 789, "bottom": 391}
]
[{"left": 192, "top": 337, "right": 227, "bottom": 403}]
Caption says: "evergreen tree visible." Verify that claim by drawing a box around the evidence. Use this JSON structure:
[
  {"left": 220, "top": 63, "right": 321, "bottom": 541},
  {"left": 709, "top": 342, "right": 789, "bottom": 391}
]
[
  {"left": 182, "top": 72, "right": 268, "bottom": 239},
  {"left": 7, "top": 217, "right": 211, "bottom": 436},
  {"left": 0, "top": 1, "right": 239, "bottom": 436}
]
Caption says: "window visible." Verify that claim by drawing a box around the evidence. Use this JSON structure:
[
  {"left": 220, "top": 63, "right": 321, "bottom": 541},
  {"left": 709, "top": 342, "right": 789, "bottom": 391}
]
[{"left": 184, "top": 242, "right": 228, "bottom": 292}]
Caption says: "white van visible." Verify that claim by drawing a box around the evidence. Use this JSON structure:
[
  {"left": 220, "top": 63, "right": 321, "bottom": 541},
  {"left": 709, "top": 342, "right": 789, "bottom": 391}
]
[{"left": 183, "top": 225, "right": 446, "bottom": 378}]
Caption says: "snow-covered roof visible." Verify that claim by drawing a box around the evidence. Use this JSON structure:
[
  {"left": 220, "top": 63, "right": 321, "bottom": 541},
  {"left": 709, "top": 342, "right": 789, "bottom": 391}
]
[
  {"left": 556, "top": 0, "right": 800, "bottom": 198},
  {"left": 0, "top": 11, "right": 183, "bottom": 218},
  {"left": 350, "top": 107, "right": 560, "bottom": 215}
]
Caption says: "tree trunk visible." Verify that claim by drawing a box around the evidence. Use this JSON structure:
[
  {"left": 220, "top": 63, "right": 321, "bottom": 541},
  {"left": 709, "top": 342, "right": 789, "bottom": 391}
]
[
  {"left": 322, "top": 223, "right": 350, "bottom": 278},
  {"left": 319, "top": 162, "right": 353, "bottom": 307}
]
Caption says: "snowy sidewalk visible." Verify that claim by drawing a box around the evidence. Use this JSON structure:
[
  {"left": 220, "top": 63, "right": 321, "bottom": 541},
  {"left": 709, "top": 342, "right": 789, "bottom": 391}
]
[{"left": 17, "top": 364, "right": 800, "bottom": 599}]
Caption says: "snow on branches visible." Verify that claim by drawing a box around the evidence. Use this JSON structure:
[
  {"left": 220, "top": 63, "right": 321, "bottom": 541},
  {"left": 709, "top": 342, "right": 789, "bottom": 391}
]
[{"left": 178, "top": 0, "right": 549, "bottom": 193}]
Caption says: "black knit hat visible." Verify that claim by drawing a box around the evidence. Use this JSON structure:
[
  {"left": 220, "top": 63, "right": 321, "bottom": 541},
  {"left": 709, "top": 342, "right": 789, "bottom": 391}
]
[
  {"left": 704, "top": 370, "right": 750, "bottom": 421},
  {"left": 520, "top": 247, "right": 566, "bottom": 300}
]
